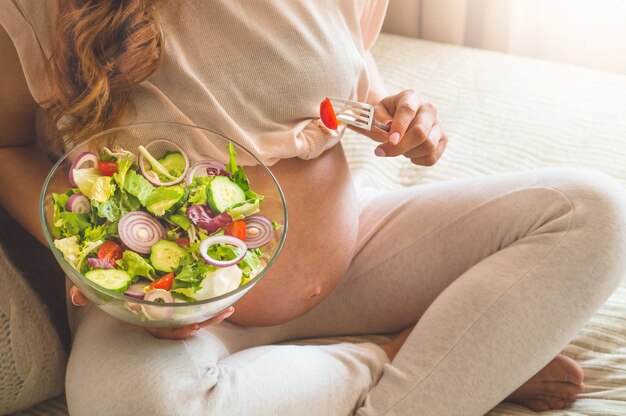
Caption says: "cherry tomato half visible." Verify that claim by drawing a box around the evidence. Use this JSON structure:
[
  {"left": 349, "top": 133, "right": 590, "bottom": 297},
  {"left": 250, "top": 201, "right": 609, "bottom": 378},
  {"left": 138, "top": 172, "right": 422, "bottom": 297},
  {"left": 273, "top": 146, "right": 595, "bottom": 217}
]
[{"left": 98, "top": 161, "right": 118, "bottom": 176}]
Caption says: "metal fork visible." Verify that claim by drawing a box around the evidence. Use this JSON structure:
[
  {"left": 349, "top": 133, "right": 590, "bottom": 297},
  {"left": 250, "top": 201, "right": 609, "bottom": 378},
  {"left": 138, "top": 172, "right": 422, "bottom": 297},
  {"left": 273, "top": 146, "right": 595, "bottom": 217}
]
[{"left": 328, "top": 97, "right": 391, "bottom": 133}]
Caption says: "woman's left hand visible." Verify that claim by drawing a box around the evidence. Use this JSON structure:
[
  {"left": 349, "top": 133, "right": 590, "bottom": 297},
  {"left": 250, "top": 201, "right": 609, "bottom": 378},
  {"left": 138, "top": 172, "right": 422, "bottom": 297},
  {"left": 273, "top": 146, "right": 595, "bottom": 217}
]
[{"left": 358, "top": 89, "right": 448, "bottom": 166}]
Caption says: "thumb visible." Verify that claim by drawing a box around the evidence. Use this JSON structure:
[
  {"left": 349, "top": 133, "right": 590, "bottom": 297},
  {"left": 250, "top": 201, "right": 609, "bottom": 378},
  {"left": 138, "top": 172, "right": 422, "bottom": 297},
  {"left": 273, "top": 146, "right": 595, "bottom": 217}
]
[{"left": 69, "top": 285, "right": 89, "bottom": 307}]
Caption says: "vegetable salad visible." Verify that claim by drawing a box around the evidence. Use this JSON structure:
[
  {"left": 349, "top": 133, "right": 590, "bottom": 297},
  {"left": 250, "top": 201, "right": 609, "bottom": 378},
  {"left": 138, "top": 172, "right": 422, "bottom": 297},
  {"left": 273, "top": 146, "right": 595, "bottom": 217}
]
[{"left": 52, "top": 140, "right": 278, "bottom": 306}]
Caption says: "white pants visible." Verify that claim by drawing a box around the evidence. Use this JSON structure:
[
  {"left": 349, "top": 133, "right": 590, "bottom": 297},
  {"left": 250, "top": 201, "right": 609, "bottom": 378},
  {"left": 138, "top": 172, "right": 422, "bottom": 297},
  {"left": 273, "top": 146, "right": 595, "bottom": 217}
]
[{"left": 66, "top": 168, "right": 626, "bottom": 416}]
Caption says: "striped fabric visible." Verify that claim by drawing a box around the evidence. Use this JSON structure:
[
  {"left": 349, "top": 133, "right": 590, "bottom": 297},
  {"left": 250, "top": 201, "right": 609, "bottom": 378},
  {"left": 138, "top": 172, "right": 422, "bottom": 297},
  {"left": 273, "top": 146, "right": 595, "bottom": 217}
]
[{"left": 13, "top": 33, "right": 626, "bottom": 415}]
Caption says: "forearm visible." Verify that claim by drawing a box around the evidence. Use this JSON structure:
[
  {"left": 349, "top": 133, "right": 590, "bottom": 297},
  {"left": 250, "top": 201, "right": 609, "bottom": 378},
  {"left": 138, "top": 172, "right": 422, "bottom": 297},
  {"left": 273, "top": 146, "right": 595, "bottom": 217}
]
[
  {"left": 364, "top": 51, "right": 388, "bottom": 105},
  {"left": 0, "top": 142, "right": 52, "bottom": 244}
]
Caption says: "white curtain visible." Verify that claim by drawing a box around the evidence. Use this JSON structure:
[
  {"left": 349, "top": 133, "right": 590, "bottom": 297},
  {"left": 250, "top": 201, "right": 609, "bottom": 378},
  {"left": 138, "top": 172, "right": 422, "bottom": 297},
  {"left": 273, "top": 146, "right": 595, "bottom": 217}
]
[{"left": 384, "top": 0, "right": 626, "bottom": 75}]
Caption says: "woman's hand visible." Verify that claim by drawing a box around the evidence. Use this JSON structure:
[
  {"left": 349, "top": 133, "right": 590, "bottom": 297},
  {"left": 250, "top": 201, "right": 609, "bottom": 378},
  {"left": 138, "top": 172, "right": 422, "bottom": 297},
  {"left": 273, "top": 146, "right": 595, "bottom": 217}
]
[
  {"left": 357, "top": 89, "right": 448, "bottom": 166},
  {"left": 69, "top": 285, "right": 234, "bottom": 340}
]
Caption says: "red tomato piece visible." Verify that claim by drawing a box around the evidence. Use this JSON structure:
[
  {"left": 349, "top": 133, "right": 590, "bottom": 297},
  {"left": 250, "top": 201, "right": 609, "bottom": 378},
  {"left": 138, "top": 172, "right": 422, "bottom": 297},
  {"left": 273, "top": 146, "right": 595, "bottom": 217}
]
[
  {"left": 98, "top": 161, "right": 118, "bottom": 176},
  {"left": 319, "top": 98, "right": 339, "bottom": 130},
  {"left": 174, "top": 237, "right": 190, "bottom": 248},
  {"left": 97, "top": 241, "right": 123, "bottom": 266},
  {"left": 149, "top": 273, "right": 175, "bottom": 291},
  {"left": 226, "top": 221, "right": 247, "bottom": 241}
]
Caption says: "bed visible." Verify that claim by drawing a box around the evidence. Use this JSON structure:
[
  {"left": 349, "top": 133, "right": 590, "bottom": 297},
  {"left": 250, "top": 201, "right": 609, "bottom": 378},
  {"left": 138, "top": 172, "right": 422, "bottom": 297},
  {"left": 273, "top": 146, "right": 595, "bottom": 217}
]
[{"left": 8, "top": 33, "right": 626, "bottom": 415}]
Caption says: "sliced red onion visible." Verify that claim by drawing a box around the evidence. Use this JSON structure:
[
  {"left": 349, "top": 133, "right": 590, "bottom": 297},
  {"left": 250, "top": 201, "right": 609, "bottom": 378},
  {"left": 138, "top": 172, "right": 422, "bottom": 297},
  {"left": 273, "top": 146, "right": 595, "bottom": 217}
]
[
  {"left": 118, "top": 211, "right": 167, "bottom": 254},
  {"left": 243, "top": 215, "right": 275, "bottom": 248},
  {"left": 68, "top": 151, "right": 98, "bottom": 187},
  {"left": 87, "top": 257, "right": 115, "bottom": 269},
  {"left": 199, "top": 235, "right": 247, "bottom": 267},
  {"left": 185, "top": 160, "right": 227, "bottom": 184},
  {"left": 137, "top": 140, "right": 189, "bottom": 187},
  {"left": 125, "top": 282, "right": 149, "bottom": 299},
  {"left": 186, "top": 205, "right": 232, "bottom": 233},
  {"left": 141, "top": 289, "right": 173, "bottom": 320},
  {"left": 66, "top": 193, "right": 91, "bottom": 213}
]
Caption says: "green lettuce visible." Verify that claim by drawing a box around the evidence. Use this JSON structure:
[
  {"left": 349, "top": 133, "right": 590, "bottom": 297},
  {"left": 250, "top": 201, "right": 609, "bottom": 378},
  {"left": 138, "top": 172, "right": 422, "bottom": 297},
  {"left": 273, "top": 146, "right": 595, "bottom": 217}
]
[
  {"left": 118, "top": 251, "right": 156, "bottom": 280},
  {"left": 90, "top": 176, "right": 115, "bottom": 203},
  {"left": 226, "top": 199, "right": 261, "bottom": 220},
  {"left": 187, "top": 176, "right": 212, "bottom": 205},
  {"left": 83, "top": 223, "right": 117, "bottom": 242},
  {"left": 93, "top": 189, "right": 141, "bottom": 222},
  {"left": 53, "top": 236, "right": 80, "bottom": 264},
  {"left": 168, "top": 213, "right": 191, "bottom": 230},
  {"left": 112, "top": 158, "right": 133, "bottom": 189},
  {"left": 122, "top": 170, "right": 155, "bottom": 206}
]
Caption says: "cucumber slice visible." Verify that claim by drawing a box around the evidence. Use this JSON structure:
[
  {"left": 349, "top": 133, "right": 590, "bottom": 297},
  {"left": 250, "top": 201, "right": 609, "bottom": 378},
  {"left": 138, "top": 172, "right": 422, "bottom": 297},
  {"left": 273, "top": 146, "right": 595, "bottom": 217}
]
[
  {"left": 150, "top": 240, "right": 186, "bottom": 273},
  {"left": 158, "top": 152, "right": 187, "bottom": 178},
  {"left": 207, "top": 176, "right": 246, "bottom": 213},
  {"left": 85, "top": 269, "right": 133, "bottom": 292},
  {"left": 145, "top": 185, "right": 187, "bottom": 216}
]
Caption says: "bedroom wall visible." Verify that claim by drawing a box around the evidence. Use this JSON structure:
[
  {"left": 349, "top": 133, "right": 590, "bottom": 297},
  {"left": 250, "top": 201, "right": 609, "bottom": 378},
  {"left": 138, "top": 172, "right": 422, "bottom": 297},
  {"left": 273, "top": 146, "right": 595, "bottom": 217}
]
[{"left": 382, "top": 0, "right": 626, "bottom": 75}]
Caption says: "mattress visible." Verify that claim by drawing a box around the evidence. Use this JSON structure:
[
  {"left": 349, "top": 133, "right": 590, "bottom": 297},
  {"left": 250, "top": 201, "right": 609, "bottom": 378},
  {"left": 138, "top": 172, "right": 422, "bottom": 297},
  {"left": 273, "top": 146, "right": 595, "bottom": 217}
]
[{"left": 12, "top": 34, "right": 626, "bottom": 416}]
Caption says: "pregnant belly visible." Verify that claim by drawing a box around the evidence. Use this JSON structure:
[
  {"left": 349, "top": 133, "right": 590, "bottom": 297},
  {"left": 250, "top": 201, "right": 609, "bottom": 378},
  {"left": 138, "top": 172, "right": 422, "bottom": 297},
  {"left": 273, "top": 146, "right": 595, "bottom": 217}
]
[{"left": 227, "top": 145, "right": 359, "bottom": 326}]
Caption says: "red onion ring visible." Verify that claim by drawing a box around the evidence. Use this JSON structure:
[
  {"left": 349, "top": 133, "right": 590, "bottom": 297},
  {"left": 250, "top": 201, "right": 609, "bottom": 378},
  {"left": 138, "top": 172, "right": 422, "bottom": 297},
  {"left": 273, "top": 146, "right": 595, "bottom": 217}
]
[
  {"left": 124, "top": 282, "right": 149, "bottom": 299},
  {"left": 199, "top": 235, "right": 247, "bottom": 267},
  {"left": 185, "top": 160, "right": 227, "bottom": 184},
  {"left": 137, "top": 140, "right": 189, "bottom": 187},
  {"left": 66, "top": 193, "right": 91, "bottom": 213},
  {"left": 118, "top": 211, "right": 166, "bottom": 254},
  {"left": 243, "top": 215, "right": 274, "bottom": 248},
  {"left": 141, "top": 289, "right": 173, "bottom": 319},
  {"left": 68, "top": 151, "right": 98, "bottom": 187}
]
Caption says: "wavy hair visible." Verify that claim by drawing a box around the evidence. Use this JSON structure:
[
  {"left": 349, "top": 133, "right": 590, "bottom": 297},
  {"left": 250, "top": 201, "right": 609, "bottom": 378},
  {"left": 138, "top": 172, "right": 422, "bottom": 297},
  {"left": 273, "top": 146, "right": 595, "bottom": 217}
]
[{"left": 47, "top": 0, "right": 163, "bottom": 150}]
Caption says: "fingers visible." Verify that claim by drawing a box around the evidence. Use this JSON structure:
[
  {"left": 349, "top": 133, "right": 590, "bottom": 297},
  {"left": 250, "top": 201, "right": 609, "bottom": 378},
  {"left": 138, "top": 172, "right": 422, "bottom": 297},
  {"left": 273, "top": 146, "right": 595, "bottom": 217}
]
[
  {"left": 198, "top": 306, "right": 235, "bottom": 328},
  {"left": 144, "top": 307, "right": 235, "bottom": 340},
  {"left": 410, "top": 128, "right": 448, "bottom": 166},
  {"left": 377, "top": 102, "right": 438, "bottom": 157},
  {"left": 386, "top": 89, "right": 421, "bottom": 146},
  {"left": 69, "top": 285, "right": 89, "bottom": 307}
]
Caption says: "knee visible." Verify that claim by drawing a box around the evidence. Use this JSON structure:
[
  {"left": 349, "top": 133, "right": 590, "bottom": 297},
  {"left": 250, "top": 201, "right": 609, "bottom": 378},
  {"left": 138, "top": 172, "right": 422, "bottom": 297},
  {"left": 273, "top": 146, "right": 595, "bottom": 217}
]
[
  {"left": 66, "top": 309, "right": 210, "bottom": 416},
  {"left": 547, "top": 167, "right": 626, "bottom": 289}
]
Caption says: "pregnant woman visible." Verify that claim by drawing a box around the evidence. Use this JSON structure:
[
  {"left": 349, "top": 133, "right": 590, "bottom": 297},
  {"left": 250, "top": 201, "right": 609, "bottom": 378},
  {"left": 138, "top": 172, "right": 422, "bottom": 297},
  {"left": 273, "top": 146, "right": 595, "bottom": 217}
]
[{"left": 1, "top": 1, "right": 625, "bottom": 415}]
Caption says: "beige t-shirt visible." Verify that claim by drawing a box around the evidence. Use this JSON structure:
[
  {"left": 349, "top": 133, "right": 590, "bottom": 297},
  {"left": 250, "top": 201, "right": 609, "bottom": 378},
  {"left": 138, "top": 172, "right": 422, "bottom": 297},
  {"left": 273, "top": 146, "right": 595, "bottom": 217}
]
[{"left": 0, "top": 0, "right": 388, "bottom": 165}]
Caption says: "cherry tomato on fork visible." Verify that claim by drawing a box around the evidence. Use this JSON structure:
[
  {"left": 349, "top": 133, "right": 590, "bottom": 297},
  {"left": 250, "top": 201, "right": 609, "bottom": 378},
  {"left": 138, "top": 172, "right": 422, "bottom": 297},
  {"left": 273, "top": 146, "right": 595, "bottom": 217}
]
[{"left": 320, "top": 97, "right": 339, "bottom": 130}]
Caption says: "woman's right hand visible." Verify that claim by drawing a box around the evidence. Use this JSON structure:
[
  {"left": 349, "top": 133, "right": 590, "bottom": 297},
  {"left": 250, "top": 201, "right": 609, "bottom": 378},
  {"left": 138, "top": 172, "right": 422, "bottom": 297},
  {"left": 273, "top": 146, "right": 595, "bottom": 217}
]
[{"left": 69, "top": 285, "right": 234, "bottom": 340}]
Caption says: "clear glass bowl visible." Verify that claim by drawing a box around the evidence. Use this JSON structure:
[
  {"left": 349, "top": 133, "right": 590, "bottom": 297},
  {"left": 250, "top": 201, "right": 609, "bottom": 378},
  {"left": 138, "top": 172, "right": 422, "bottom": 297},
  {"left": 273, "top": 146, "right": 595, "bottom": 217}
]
[{"left": 40, "top": 122, "right": 287, "bottom": 327}]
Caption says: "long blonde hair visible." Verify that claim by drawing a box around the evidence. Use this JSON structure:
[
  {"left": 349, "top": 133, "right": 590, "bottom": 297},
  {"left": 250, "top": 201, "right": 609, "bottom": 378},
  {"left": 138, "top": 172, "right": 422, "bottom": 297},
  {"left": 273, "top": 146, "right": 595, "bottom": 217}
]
[{"left": 47, "top": 0, "right": 163, "bottom": 149}]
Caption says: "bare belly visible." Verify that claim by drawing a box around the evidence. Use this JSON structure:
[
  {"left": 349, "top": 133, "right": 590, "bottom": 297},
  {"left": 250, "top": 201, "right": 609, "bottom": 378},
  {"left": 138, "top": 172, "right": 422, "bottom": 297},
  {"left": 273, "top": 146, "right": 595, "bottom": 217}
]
[{"left": 228, "top": 144, "right": 359, "bottom": 326}]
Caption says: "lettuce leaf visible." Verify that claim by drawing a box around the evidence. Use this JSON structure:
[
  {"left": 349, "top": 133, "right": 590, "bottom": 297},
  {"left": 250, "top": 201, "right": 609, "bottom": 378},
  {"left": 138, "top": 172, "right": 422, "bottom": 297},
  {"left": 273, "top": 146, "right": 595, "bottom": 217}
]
[
  {"left": 118, "top": 250, "right": 156, "bottom": 280},
  {"left": 83, "top": 223, "right": 117, "bottom": 242},
  {"left": 52, "top": 192, "right": 71, "bottom": 238},
  {"left": 93, "top": 189, "right": 141, "bottom": 222},
  {"left": 90, "top": 176, "right": 116, "bottom": 203},
  {"left": 226, "top": 199, "right": 260, "bottom": 220},
  {"left": 112, "top": 158, "right": 133, "bottom": 189},
  {"left": 187, "top": 176, "right": 212, "bottom": 205},
  {"left": 58, "top": 212, "right": 91, "bottom": 236},
  {"left": 226, "top": 142, "right": 250, "bottom": 192},
  {"left": 53, "top": 236, "right": 80, "bottom": 265},
  {"left": 122, "top": 170, "right": 155, "bottom": 206},
  {"left": 168, "top": 213, "right": 191, "bottom": 230}
]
